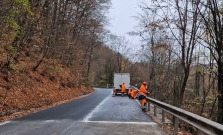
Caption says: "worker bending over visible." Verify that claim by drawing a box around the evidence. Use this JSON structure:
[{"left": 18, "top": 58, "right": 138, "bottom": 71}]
[
  {"left": 138, "top": 82, "right": 148, "bottom": 111},
  {"left": 130, "top": 89, "right": 138, "bottom": 99}
]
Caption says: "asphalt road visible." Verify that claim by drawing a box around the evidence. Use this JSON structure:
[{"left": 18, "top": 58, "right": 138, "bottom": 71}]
[{"left": 0, "top": 88, "right": 167, "bottom": 135}]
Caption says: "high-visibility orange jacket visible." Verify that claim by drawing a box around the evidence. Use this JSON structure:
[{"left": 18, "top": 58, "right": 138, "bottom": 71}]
[
  {"left": 139, "top": 83, "right": 148, "bottom": 109},
  {"left": 131, "top": 90, "right": 137, "bottom": 99},
  {"left": 140, "top": 84, "right": 147, "bottom": 93},
  {"left": 138, "top": 91, "right": 147, "bottom": 96},
  {"left": 121, "top": 83, "right": 125, "bottom": 93},
  {"left": 128, "top": 89, "right": 132, "bottom": 94}
]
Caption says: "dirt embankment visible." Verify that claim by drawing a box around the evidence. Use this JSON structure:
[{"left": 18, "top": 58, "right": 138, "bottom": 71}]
[{"left": 0, "top": 58, "right": 93, "bottom": 122}]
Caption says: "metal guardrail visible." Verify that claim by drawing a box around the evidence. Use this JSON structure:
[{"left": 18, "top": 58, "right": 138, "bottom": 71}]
[{"left": 131, "top": 86, "right": 223, "bottom": 135}]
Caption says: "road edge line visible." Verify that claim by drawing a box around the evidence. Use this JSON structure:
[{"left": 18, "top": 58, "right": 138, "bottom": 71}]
[
  {"left": 0, "top": 89, "right": 96, "bottom": 123},
  {"left": 83, "top": 121, "right": 157, "bottom": 125},
  {"left": 83, "top": 90, "right": 112, "bottom": 122}
]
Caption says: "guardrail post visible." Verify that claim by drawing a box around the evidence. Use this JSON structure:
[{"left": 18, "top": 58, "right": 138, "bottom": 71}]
[
  {"left": 174, "top": 116, "right": 179, "bottom": 135},
  {"left": 154, "top": 105, "right": 157, "bottom": 116},
  {"left": 146, "top": 102, "right": 150, "bottom": 112},
  {"left": 197, "top": 129, "right": 203, "bottom": 135},
  {"left": 148, "top": 102, "right": 150, "bottom": 111},
  {"left": 145, "top": 102, "right": 148, "bottom": 111},
  {"left": 162, "top": 110, "right": 165, "bottom": 123}
]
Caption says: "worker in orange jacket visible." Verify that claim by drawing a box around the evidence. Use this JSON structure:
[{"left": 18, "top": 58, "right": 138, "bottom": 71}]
[
  {"left": 128, "top": 88, "right": 132, "bottom": 98},
  {"left": 121, "top": 82, "right": 125, "bottom": 97},
  {"left": 130, "top": 90, "right": 138, "bottom": 99},
  {"left": 138, "top": 82, "right": 148, "bottom": 111}
]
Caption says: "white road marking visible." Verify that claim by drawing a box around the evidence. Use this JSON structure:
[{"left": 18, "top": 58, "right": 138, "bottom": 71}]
[
  {"left": 0, "top": 121, "right": 11, "bottom": 126},
  {"left": 0, "top": 120, "right": 59, "bottom": 126},
  {"left": 83, "top": 121, "right": 157, "bottom": 125},
  {"left": 44, "top": 120, "right": 57, "bottom": 123},
  {"left": 136, "top": 100, "right": 141, "bottom": 106},
  {"left": 83, "top": 91, "right": 112, "bottom": 122}
]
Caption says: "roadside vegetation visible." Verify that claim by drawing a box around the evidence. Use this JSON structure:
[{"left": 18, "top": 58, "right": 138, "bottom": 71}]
[
  {"left": 133, "top": 0, "right": 223, "bottom": 125},
  {"left": 0, "top": 0, "right": 112, "bottom": 120}
]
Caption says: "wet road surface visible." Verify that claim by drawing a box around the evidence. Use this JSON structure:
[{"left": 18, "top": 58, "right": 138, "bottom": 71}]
[{"left": 0, "top": 88, "right": 166, "bottom": 135}]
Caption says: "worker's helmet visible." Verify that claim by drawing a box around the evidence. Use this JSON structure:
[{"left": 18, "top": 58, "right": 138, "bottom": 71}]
[{"left": 143, "top": 82, "right": 147, "bottom": 85}]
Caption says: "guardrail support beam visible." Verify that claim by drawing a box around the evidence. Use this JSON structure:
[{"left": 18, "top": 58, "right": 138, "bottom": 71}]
[
  {"left": 162, "top": 110, "right": 165, "bottom": 123},
  {"left": 146, "top": 102, "right": 150, "bottom": 112},
  {"left": 174, "top": 116, "right": 179, "bottom": 135},
  {"left": 154, "top": 105, "right": 157, "bottom": 116},
  {"left": 148, "top": 102, "right": 150, "bottom": 111}
]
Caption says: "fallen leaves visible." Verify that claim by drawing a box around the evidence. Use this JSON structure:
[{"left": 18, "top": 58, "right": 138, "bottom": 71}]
[{"left": 0, "top": 60, "right": 94, "bottom": 122}]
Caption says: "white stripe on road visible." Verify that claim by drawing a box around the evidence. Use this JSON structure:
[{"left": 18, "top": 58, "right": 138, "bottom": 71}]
[
  {"left": 0, "top": 121, "right": 11, "bottom": 126},
  {"left": 136, "top": 100, "right": 141, "bottom": 106},
  {"left": 83, "top": 121, "right": 157, "bottom": 125},
  {"left": 45, "top": 120, "right": 58, "bottom": 123},
  {"left": 83, "top": 91, "right": 112, "bottom": 122}
]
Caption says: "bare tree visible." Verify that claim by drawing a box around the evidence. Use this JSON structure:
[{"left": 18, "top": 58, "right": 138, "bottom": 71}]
[
  {"left": 138, "top": 0, "right": 202, "bottom": 106},
  {"left": 198, "top": 0, "right": 223, "bottom": 124}
]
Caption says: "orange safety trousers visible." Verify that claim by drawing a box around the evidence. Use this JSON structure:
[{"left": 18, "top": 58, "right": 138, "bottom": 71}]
[
  {"left": 141, "top": 99, "right": 146, "bottom": 108},
  {"left": 121, "top": 84, "right": 125, "bottom": 93}
]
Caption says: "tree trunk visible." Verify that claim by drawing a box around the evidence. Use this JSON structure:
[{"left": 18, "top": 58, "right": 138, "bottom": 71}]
[
  {"left": 86, "top": 43, "right": 94, "bottom": 78},
  {"left": 179, "top": 68, "right": 190, "bottom": 106},
  {"left": 217, "top": 61, "right": 223, "bottom": 124}
]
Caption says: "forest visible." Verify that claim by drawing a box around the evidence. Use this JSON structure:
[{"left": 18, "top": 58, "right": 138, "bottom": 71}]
[
  {"left": 134, "top": 0, "right": 223, "bottom": 124},
  {"left": 0, "top": 0, "right": 223, "bottom": 126}
]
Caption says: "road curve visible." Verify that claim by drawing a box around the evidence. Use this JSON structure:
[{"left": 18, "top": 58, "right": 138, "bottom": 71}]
[{"left": 0, "top": 88, "right": 167, "bottom": 135}]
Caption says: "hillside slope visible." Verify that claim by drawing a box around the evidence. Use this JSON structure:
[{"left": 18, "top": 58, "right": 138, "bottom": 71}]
[{"left": 0, "top": 58, "right": 93, "bottom": 122}]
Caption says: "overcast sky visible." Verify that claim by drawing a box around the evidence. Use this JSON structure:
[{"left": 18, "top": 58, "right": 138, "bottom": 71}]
[
  {"left": 108, "top": 0, "right": 140, "bottom": 36},
  {"left": 107, "top": 0, "right": 142, "bottom": 60}
]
